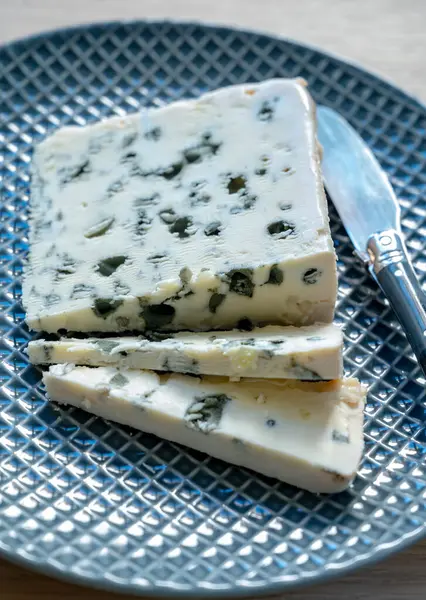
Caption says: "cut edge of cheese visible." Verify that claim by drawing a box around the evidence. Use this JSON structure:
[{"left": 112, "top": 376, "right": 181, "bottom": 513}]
[
  {"left": 24, "top": 78, "right": 337, "bottom": 333},
  {"left": 43, "top": 365, "right": 365, "bottom": 493},
  {"left": 29, "top": 323, "right": 343, "bottom": 380}
]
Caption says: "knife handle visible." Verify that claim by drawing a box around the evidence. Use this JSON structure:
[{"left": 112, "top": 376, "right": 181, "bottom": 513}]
[{"left": 367, "top": 229, "right": 426, "bottom": 377}]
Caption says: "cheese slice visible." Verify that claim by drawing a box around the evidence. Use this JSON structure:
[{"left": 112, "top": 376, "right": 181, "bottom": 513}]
[
  {"left": 24, "top": 78, "right": 337, "bottom": 333},
  {"left": 29, "top": 323, "right": 342, "bottom": 380},
  {"left": 44, "top": 365, "right": 364, "bottom": 493}
]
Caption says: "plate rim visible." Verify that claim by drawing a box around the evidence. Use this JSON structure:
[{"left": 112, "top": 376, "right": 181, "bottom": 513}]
[
  {"left": 0, "top": 17, "right": 425, "bottom": 598},
  {"left": 3, "top": 16, "right": 425, "bottom": 113}
]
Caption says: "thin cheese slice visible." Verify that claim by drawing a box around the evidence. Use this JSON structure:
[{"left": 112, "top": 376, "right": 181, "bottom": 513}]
[
  {"left": 44, "top": 365, "right": 365, "bottom": 493},
  {"left": 29, "top": 323, "right": 342, "bottom": 380},
  {"left": 24, "top": 78, "right": 336, "bottom": 333}
]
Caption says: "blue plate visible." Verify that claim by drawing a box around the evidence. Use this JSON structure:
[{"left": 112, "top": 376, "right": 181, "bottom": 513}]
[{"left": 0, "top": 20, "right": 426, "bottom": 597}]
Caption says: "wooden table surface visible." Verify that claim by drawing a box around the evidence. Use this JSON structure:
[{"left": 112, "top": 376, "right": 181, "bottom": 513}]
[{"left": 1, "top": 1, "right": 426, "bottom": 598}]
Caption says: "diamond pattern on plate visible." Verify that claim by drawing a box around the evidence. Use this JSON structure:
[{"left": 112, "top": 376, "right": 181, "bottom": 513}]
[{"left": 0, "top": 20, "right": 426, "bottom": 595}]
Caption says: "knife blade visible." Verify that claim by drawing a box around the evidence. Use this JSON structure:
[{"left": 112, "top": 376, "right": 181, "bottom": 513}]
[{"left": 317, "top": 106, "right": 426, "bottom": 378}]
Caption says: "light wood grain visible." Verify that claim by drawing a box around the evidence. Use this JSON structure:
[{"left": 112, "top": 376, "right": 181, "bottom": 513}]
[{"left": 1, "top": 0, "right": 426, "bottom": 598}]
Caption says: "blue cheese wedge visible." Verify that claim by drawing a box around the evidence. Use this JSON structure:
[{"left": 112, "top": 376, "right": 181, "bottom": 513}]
[
  {"left": 24, "top": 78, "right": 337, "bottom": 333},
  {"left": 29, "top": 323, "right": 342, "bottom": 380},
  {"left": 44, "top": 366, "right": 364, "bottom": 493}
]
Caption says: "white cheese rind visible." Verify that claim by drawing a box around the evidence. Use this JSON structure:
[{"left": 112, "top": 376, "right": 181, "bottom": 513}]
[
  {"left": 29, "top": 324, "right": 342, "bottom": 380},
  {"left": 43, "top": 366, "right": 364, "bottom": 493},
  {"left": 24, "top": 78, "right": 337, "bottom": 333}
]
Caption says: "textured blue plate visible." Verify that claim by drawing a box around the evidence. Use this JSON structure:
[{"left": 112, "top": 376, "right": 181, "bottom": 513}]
[{"left": 1, "top": 20, "right": 426, "bottom": 597}]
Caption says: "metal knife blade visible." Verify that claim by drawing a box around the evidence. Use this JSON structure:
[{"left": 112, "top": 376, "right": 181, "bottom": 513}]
[
  {"left": 317, "top": 106, "right": 426, "bottom": 379},
  {"left": 317, "top": 106, "right": 400, "bottom": 262}
]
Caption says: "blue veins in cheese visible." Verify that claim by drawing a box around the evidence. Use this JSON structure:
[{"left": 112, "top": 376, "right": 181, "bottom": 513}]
[
  {"left": 24, "top": 78, "right": 337, "bottom": 333},
  {"left": 44, "top": 365, "right": 365, "bottom": 493},
  {"left": 28, "top": 323, "right": 343, "bottom": 380}
]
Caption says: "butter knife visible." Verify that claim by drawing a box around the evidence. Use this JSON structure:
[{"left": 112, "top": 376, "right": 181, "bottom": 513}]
[{"left": 317, "top": 106, "right": 426, "bottom": 377}]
